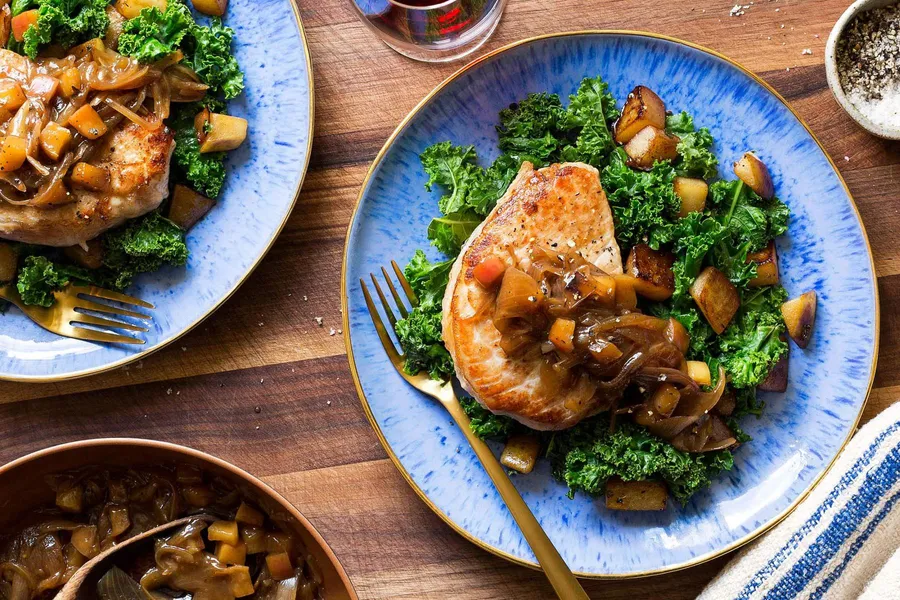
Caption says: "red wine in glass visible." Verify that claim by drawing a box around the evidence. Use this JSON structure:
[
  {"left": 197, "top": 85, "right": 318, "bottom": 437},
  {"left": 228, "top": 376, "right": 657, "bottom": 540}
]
[{"left": 351, "top": 0, "right": 507, "bottom": 62}]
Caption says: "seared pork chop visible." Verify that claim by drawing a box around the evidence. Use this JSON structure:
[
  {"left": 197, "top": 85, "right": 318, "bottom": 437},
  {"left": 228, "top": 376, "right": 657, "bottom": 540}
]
[
  {"left": 0, "top": 49, "right": 175, "bottom": 247},
  {"left": 0, "top": 121, "right": 174, "bottom": 247},
  {"left": 442, "top": 161, "right": 623, "bottom": 430}
]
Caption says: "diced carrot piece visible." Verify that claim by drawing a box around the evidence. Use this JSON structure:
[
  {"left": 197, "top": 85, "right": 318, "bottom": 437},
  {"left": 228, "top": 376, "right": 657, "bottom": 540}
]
[
  {"left": 70, "top": 162, "right": 109, "bottom": 191},
  {"left": 11, "top": 10, "right": 38, "bottom": 43},
  {"left": 58, "top": 68, "right": 82, "bottom": 98},
  {"left": 216, "top": 541, "right": 247, "bottom": 565},
  {"left": 68, "top": 104, "right": 107, "bottom": 139},
  {"left": 0, "top": 80, "right": 26, "bottom": 111},
  {"left": 235, "top": 502, "right": 265, "bottom": 527},
  {"left": 265, "top": 552, "right": 294, "bottom": 580},
  {"left": 0, "top": 136, "right": 27, "bottom": 171},
  {"left": 548, "top": 318, "right": 576, "bottom": 353},
  {"left": 207, "top": 520, "right": 239, "bottom": 546},
  {"left": 27, "top": 75, "right": 59, "bottom": 103},
  {"left": 40, "top": 122, "right": 72, "bottom": 161},
  {"left": 473, "top": 257, "right": 506, "bottom": 289}
]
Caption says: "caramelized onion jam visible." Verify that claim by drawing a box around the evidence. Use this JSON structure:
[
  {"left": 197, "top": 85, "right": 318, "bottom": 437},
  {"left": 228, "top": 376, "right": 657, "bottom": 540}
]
[
  {"left": 0, "top": 465, "right": 324, "bottom": 600},
  {"left": 0, "top": 38, "right": 205, "bottom": 208},
  {"left": 479, "top": 246, "right": 738, "bottom": 453}
]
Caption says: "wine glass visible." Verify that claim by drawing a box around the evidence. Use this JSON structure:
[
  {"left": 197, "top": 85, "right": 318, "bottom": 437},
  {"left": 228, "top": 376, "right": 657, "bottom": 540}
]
[{"left": 350, "top": 0, "right": 509, "bottom": 63}]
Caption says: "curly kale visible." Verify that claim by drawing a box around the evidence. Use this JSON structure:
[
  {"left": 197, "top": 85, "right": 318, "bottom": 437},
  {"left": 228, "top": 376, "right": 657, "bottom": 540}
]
[
  {"left": 601, "top": 148, "right": 680, "bottom": 250},
  {"left": 184, "top": 18, "right": 244, "bottom": 100},
  {"left": 718, "top": 286, "right": 789, "bottom": 389},
  {"left": 547, "top": 419, "right": 734, "bottom": 504},
  {"left": 394, "top": 250, "right": 454, "bottom": 380},
  {"left": 16, "top": 255, "right": 73, "bottom": 306},
  {"left": 460, "top": 397, "right": 518, "bottom": 440},
  {"left": 666, "top": 111, "right": 719, "bottom": 180},
  {"left": 102, "top": 212, "right": 188, "bottom": 289},
  {"left": 11, "top": 0, "right": 111, "bottom": 59},
  {"left": 117, "top": 0, "right": 194, "bottom": 63},
  {"left": 419, "top": 143, "right": 517, "bottom": 256},
  {"left": 169, "top": 100, "right": 227, "bottom": 198},
  {"left": 118, "top": 1, "right": 244, "bottom": 99}
]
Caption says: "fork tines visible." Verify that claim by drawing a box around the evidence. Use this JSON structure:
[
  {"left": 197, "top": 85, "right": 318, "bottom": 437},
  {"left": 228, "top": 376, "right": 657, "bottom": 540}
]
[
  {"left": 68, "top": 286, "right": 155, "bottom": 344},
  {"left": 360, "top": 260, "right": 419, "bottom": 363}
]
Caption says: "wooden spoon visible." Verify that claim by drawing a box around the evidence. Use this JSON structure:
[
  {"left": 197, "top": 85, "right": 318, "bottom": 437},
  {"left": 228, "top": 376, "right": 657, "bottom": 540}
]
[{"left": 57, "top": 514, "right": 214, "bottom": 600}]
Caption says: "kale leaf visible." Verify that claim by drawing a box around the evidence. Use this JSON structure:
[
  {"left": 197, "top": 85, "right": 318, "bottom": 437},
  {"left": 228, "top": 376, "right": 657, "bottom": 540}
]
[
  {"left": 184, "top": 17, "right": 244, "bottom": 100},
  {"left": 117, "top": 0, "right": 194, "bottom": 63},
  {"left": 102, "top": 212, "right": 188, "bottom": 289},
  {"left": 497, "top": 92, "right": 568, "bottom": 165},
  {"left": 118, "top": 1, "right": 244, "bottom": 99},
  {"left": 169, "top": 100, "right": 227, "bottom": 198},
  {"left": 13, "top": 0, "right": 111, "bottom": 59},
  {"left": 393, "top": 250, "right": 455, "bottom": 380},
  {"left": 666, "top": 111, "right": 718, "bottom": 180},
  {"left": 419, "top": 143, "right": 516, "bottom": 255},
  {"left": 718, "top": 286, "right": 789, "bottom": 388},
  {"left": 546, "top": 419, "right": 734, "bottom": 504},
  {"left": 16, "top": 255, "right": 74, "bottom": 306},
  {"left": 460, "top": 396, "right": 518, "bottom": 440},
  {"left": 558, "top": 76, "right": 619, "bottom": 166},
  {"left": 601, "top": 148, "right": 680, "bottom": 250}
]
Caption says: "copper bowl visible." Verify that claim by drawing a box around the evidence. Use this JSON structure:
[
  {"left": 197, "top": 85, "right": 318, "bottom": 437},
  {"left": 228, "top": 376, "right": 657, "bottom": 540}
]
[{"left": 0, "top": 438, "right": 357, "bottom": 600}]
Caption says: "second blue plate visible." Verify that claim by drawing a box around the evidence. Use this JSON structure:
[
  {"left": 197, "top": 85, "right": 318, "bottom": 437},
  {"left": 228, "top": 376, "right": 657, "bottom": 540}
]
[{"left": 343, "top": 32, "right": 878, "bottom": 577}]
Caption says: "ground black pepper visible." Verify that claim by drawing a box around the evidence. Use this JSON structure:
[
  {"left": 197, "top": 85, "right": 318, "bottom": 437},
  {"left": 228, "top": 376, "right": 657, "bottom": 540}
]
[{"left": 836, "top": 2, "right": 900, "bottom": 101}]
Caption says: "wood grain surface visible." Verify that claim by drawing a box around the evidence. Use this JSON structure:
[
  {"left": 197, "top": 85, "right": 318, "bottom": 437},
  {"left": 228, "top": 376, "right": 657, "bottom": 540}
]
[{"left": 1, "top": 1, "right": 898, "bottom": 598}]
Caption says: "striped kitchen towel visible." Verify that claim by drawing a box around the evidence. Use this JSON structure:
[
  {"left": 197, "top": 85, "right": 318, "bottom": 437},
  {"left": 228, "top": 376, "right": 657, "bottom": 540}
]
[{"left": 699, "top": 401, "right": 900, "bottom": 600}]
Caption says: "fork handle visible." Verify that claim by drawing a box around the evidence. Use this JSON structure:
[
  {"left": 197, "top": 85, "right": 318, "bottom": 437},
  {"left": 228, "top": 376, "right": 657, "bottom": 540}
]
[{"left": 444, "top": 396, "right": 590, "bottom": 600}]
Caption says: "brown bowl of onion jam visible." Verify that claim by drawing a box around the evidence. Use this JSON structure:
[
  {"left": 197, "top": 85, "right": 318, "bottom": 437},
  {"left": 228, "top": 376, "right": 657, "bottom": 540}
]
[{"left": 0, "top": 439, "right": 357, "bottom": 600}]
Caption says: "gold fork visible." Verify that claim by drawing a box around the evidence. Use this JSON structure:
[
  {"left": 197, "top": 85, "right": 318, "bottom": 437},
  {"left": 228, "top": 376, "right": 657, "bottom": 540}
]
[
  {"left": 0, "top": 283, "right": 154, "bottom": 345},
  {"left": 361, "top": 261, "right": 590, "bottom": 600}
]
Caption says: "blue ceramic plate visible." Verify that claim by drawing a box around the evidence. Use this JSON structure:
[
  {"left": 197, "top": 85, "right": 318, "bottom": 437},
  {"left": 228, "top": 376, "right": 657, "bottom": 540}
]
[
  {"left": 343, "top": 32, "right": 878, "bottom": 577},
  {"left": 0, "top": 0, "right": 313, "bottom": 382}
]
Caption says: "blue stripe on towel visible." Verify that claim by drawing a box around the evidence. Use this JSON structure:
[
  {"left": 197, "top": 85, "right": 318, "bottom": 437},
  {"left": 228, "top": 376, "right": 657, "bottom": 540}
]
[
  {"left": 763, "top": 446, "right": 900, "bottom": 599},
  {"left": 809, "top": 487, "right": 900, "bottom": 599},
  {"left": 737, "top": 422, "right": 900, "bottom": 599}
]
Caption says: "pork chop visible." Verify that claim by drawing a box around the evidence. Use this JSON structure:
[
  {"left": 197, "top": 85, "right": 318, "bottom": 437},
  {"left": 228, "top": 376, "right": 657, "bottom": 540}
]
[
  {"left": 0, "top": 49, "right": 175, "bottom": 247},
  {"left": 442, "top": 161, "right": 623, "bottom": 430},
  {"left": 0, "top": 121, "right": 174, "bottom": 247}
]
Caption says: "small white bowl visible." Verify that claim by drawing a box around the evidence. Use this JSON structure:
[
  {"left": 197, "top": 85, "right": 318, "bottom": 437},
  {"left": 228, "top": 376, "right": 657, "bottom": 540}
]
[{"left": 825, "top": 0, "right": 900, "bottom": 140}]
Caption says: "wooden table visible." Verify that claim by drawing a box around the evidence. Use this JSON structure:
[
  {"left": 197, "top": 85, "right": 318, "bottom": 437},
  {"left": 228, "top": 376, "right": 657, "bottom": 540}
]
[{"left": 1, "top": 0, "right": 898, "bottom": 597}]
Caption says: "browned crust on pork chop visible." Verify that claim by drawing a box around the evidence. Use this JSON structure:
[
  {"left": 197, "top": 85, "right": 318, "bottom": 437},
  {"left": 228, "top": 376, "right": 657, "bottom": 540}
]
[
  {"left": 0, "top": 121, "right": 175, "bottom": 247},
  {"left": 442, "top": 161, "right": 622, "bottom": 430}
]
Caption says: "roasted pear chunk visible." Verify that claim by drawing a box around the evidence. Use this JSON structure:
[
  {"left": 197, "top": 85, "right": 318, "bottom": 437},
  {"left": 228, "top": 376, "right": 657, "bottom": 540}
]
[
  {"left": 614, "top": 85, "right": 667, "bottom": 144},
  {"left": 625, "top": 244, "right": 675, "bottom": 301}
]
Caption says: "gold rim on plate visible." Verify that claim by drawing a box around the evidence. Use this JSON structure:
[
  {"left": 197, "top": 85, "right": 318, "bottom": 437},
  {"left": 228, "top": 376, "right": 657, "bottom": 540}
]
[
  {"left": 0, "top": 0, "right": 316, "bottom": 383},
  {"left": 340, "top": 30, "right": 880, "bottom": 579}
]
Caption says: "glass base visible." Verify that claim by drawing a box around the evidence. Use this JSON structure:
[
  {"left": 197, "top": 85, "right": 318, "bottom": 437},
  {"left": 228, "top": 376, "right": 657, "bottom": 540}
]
[{"left": 380, "top": 6, "right": 504, "bottom": 63}]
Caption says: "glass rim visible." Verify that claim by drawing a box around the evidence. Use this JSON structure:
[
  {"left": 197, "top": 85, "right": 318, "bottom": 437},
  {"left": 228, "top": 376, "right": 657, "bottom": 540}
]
[{"left": 386, "top": 0, "right": 459, "bottom": 9}]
